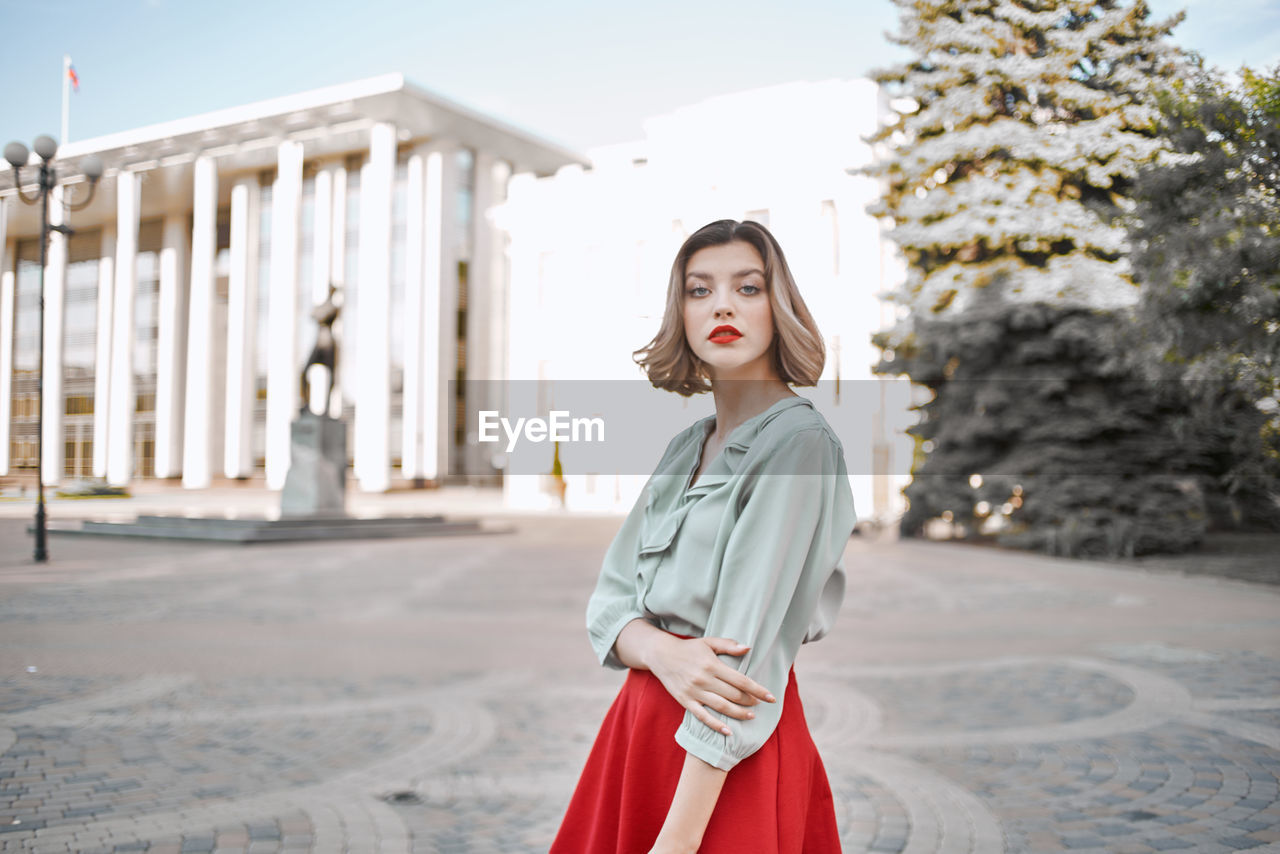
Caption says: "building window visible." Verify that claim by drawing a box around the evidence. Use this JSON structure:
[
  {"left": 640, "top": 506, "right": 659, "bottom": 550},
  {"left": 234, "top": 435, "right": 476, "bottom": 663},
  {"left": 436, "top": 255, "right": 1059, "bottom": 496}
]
[
  {"left": 64, "top": 395, "right": 94, "bottom": 416},
  {"left": 8, "top": 239, "right": 41, "bottom": 469},
  {"left": 130, "top": 219, "right": 163, "bottom": 479},
  {"left": 216, "top": 209, "right": 232, "bottom": 301},
  {"left": 135, "top": 431, "right": 154, "bottom": 479},
  {"left": 455, "top": 259, "right": 469, "bottom": 452},
  {"left": 62, "top": 228, "right": 100, "bottom": 481},
  {"left": 456, "top": 148, "right": 475, "bottom": 260},
  {"left": 63, "top": 229, "right": 100, "bottom": 373}
]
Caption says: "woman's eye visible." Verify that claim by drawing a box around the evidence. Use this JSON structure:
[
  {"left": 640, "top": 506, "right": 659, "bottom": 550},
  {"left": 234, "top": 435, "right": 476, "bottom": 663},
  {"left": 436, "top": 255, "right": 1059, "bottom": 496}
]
[
  {"left": 687, "top": 286, "right": 710, "bottom": 297},
  {"left": 740, "top": 283, "right": 762, "bottom": 295}
]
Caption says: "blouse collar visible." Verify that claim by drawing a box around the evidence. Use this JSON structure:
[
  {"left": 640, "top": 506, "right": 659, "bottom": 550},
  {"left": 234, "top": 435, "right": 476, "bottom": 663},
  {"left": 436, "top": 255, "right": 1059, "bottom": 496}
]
[
  {"left": 638, "top": 395, "right": 815, "bottom": 557},
  {"left": 683, "top": 395, "right": 814, "bottom": 486}
]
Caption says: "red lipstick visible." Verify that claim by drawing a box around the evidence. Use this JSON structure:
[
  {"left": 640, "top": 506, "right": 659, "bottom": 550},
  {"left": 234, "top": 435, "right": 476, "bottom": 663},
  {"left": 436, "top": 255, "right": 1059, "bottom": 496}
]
[{"left": 708, "top": 325, "right": 742, "bottom": 344}]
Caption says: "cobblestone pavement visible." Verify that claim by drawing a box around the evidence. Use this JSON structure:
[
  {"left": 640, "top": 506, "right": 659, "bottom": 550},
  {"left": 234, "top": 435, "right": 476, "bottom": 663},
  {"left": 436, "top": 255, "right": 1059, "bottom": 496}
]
[{"left": 0, "top": 511, "right": 1278, "bottom": 853}]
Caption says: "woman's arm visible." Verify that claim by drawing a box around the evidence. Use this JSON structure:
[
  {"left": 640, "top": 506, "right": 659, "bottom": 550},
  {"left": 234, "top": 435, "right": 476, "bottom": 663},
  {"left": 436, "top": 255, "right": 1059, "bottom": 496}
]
[
  {"left": 672, "top": 428, "right": 853, "bottom": 772},
  {"left": 612, "top": 617, "right": 776, "bottom": 735},
  {"left": 648, "top": 753, "right": 728, "bottom": 854}
]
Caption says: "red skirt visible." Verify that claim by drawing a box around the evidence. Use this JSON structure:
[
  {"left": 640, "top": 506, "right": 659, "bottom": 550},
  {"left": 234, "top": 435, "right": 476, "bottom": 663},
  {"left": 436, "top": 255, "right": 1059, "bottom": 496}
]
[{"left": 550, "top": 650, "right": 842, "bottom": 853}]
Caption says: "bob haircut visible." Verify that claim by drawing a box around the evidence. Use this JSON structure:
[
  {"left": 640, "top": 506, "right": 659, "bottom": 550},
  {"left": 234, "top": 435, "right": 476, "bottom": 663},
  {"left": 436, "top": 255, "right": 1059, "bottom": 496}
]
[{"left": 633, "top": 219, "right": 825, "bottom": 397}]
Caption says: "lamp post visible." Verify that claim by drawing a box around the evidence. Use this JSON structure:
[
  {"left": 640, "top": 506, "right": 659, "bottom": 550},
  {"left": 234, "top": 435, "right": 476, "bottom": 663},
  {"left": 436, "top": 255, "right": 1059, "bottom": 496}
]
[{"left": 4, "top": 136, "right": 102, "bottom": 562}]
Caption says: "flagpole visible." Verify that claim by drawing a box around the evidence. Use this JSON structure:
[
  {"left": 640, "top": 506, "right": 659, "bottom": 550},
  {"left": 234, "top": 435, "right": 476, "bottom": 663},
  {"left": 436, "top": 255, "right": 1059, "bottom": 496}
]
[{"left": 61, "top": 55, "right": 71, "bottom": 145}]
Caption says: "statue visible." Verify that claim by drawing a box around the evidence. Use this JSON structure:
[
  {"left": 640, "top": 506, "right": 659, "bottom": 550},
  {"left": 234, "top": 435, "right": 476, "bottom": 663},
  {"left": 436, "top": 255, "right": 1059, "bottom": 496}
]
[
  {"left": 300, "top": 284, "right": 342, "bottom": 417},
  {"left": 282, "top": 284, "right": 346, "bottom": 517}
]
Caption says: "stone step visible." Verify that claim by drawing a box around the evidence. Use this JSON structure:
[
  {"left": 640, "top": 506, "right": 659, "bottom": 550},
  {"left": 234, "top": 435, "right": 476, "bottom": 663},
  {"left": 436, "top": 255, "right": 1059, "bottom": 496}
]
[{"left": 41, "top": 515, "right": 502, "bottom": 543}]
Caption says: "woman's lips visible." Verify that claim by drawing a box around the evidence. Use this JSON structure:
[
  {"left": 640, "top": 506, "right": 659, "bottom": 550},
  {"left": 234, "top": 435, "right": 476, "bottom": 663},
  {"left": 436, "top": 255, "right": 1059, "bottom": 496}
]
[{"left": 709, "top": 325, "right": 742, "bottom": 344}]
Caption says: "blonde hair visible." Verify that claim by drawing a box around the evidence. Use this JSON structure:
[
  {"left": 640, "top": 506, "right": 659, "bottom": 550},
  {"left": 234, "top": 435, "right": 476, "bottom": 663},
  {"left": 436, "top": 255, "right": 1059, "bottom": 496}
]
[{"left": 633, "top": 219, "right": 825, "bottom": 396}]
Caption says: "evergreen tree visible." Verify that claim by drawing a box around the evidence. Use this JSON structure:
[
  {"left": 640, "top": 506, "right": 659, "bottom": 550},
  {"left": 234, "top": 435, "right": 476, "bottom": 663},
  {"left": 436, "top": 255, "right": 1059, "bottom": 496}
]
[
  {"left": 860, "top": 0, "right": 1209, "bottom": 554},
  {"left": 891, "top": 302, "right": 1207, "bottom": 557},
  {"left": 1126, "top": 62, "right": 1280, "bottom": 529},
  {"left": 864, "top": 0, "right": 1191, "bottom": 346}
]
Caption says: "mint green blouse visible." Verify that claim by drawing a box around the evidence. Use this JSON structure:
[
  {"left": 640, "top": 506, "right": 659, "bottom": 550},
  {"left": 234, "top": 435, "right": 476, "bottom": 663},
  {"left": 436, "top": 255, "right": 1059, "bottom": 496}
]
[{"left": 585, "top": 395, "right": 856, "bottom": 772}]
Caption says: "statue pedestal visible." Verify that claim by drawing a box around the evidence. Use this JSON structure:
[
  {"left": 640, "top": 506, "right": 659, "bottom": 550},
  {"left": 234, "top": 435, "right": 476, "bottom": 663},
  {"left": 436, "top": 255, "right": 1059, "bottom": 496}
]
[{"left": 281, "top": 412, "right": 347, "bottom": 517}]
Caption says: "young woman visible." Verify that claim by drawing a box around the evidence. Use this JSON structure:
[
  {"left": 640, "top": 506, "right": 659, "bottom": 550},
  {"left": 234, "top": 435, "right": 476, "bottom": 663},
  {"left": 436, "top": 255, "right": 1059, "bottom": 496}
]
[{"left": 550, "top": 220, "right": 856, "bottom": 854}]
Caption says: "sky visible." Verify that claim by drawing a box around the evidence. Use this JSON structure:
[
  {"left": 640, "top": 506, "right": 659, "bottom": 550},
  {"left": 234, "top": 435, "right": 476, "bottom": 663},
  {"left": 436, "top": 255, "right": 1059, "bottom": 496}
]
[{"left": 0, "top": 0, "right": 1277, "bottom": 156}]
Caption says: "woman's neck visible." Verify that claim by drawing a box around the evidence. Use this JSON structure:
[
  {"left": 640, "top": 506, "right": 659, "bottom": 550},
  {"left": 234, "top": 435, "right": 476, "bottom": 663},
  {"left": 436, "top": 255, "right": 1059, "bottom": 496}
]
[{"left": 707, "top": 376, "right": 795, "bottom": 441}]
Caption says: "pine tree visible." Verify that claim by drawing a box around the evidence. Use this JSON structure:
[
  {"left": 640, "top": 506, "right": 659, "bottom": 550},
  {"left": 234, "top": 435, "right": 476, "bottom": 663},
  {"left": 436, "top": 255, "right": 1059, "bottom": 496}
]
[
  {"left": 864, "top": 0, "right": 1192, "bottom": 347},
  {"left": 1126, "top": 62, "right": 1280, "bottom": 529},
  {"left": 1129, "top": 63, "right": 1279, "bottom": 386},
  {"left": 891, "top": 301, "right": 1208, "bottom": 557},
  {"left": 861, "top": 0, "right": 1211, "bottom": 555}
]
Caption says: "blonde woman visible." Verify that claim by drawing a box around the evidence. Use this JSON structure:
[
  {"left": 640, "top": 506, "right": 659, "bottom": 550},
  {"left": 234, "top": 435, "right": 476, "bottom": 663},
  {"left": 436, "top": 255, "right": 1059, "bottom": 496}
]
[{"left": 550, "top": 220, "right": 855, "bottom": 853}]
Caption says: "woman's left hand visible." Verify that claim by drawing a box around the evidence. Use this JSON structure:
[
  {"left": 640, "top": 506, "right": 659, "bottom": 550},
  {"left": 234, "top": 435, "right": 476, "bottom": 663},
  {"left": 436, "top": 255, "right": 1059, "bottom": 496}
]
[{"left": 647, "top": 838, "right": 698, "bottom": 854}]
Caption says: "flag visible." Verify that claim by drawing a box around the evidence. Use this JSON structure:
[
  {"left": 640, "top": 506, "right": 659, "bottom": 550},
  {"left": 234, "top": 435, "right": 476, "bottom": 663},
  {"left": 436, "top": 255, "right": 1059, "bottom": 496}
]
[{"left": 68, "top": 64, "right": 79, "bottom": 93}]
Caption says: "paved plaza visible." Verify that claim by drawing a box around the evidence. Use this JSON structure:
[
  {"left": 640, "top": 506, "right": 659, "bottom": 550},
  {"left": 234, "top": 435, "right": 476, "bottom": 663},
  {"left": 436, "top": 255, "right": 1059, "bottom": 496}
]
[{"left": 0, "top": 490, "right": 1278, "bottom": 853}]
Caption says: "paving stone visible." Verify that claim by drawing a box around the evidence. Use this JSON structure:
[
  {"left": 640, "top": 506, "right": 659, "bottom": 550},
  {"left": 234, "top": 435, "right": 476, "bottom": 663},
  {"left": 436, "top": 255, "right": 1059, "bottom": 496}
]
[
  {"left": 1095, "top": 823, "right": 1136, "bottom": 836},
  {"left": 1, "top": 516, "right": 1278, "bottom": 852},
  {"left": 1063, "top": 835, "right": 1110, "bottom": 848}
]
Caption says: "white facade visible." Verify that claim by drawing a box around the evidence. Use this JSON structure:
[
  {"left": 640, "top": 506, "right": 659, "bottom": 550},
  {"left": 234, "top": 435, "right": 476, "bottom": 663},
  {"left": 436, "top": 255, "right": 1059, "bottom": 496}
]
[
  {"left": 0, "top": 74, "right": 580, "bottom": 491},
  {"left": 495, "top": 79, "right": 916, "bottom": 523}
]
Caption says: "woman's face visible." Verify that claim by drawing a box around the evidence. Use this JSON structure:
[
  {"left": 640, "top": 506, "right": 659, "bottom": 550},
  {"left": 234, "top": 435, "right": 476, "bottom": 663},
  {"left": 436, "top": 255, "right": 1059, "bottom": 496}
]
[{"left": 681, "top": 240, "right": 777, "bottom": 382}]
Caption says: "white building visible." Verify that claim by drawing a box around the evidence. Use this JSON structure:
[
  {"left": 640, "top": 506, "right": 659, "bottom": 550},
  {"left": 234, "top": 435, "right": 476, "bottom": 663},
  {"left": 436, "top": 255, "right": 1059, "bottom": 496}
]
[
  {"left": 0, "top": 74, "right": 582, "bottom": 493},
  {"left": 495, "top": 79, "right": 916, "bottom": 523},
  {"left": 1, "top": 74, "right": 916, "bottom": 522}
]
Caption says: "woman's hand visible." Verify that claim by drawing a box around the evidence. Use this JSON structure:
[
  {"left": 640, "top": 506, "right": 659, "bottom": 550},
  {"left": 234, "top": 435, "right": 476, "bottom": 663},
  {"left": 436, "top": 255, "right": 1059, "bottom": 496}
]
[
  {"left": 613, "top": 619, "right": 776, "bottom": 737},
  {"left": 648, "top": 634, "right": 775, "bottom": 736}
]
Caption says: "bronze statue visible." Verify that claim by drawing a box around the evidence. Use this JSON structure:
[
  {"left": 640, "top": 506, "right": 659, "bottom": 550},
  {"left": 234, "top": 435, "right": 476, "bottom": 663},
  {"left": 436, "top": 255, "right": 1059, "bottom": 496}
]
[{"left": 300, "top": 284, "right": 342, "bottom": 418}]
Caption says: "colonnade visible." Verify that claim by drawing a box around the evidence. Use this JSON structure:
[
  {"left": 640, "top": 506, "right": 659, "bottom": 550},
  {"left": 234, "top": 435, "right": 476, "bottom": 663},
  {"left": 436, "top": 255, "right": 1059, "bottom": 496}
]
[{"left": 0, "top": 124, "right": 512, "bottom": 491}]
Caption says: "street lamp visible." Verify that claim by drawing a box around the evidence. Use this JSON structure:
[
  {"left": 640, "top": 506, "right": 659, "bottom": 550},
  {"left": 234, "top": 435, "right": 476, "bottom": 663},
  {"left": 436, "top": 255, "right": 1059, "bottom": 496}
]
[{"left": 4, "top": 135, "right": 102, "bottom": 562}]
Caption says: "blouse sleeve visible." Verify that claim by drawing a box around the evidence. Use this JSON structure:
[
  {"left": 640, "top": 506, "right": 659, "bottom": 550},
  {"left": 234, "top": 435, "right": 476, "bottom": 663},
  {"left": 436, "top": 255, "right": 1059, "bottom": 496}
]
[
  {"left": 673, "top": 427, "right": 855, "bottom": 771},
  {"left": 585, "top": 478, "right": 653, "bottom": 670}
]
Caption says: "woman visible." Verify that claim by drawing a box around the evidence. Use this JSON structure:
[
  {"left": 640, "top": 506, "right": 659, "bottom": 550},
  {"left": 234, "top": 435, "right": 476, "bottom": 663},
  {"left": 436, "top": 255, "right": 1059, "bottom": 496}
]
[{"left": 550, "top": 220, "right": 856, "bottom": 853}]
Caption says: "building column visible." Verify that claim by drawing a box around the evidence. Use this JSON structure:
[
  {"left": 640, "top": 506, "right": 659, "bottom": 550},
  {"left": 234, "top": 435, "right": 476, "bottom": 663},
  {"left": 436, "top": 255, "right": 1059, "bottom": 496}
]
[
  {"left": 400, "top": 148, "right": 427, "bottom": 480},
  {"left": 157, "top": 214, "right": 190, "bottom": 479},
  {"left": 182, "top": 155, "right": 217, "bottom": 488},
  {"left": 91, "top": 227, "right": 115, "bottom": 478},
  {"left": 0, "top": 199, "right": 12, "bottom": 475},
  {"left": 415, "top": 144, "right": 459, "bottom": 483},
  {"left": 499, "top": 172, "right": 544, "bottom": 510},
  {"left": 107, "top": 170, "right": 142, "bottom": 487},
  {"left": 464, "top": 153, "right": 511, "bottom": 475},
  {"left": 265, "top": 140, "right": 303, "bottom": 490},
  {"left": 327, "top": 164, "right": 347, "bottom": 419},
  {"left": 42, "top": 186, "right": 68, "bottom": 487},
  {"left": 354, "top": 122, "right": 395, "bottom": 492},
  {"left": 224, "top": 176, "right": 259, "bottom": 479}
]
